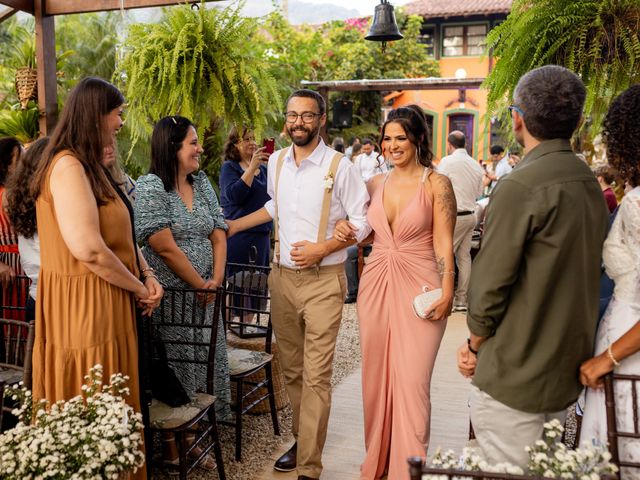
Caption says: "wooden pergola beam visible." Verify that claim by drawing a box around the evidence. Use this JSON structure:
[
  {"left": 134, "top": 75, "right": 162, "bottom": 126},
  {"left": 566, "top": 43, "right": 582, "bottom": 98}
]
[
  {"left": 45, "top": 0, "right": 206, "bottom": 15},
  {"left": 301, "top": 77, "right": 484, "bottom": 92},
  {"left": 34, "top": 0, "right": 57, "bottom": 135},
  {"left": 0, "top": 6, "right": 18, "bottom": 22},
  {"left": 0, "top": 0, "right": 33, "bottom": 14}
]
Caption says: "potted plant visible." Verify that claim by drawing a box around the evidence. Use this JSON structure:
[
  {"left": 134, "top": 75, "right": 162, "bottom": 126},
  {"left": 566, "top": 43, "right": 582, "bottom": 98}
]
[{"left": 0, "top": 365, "right": 145, "bottom": 479}]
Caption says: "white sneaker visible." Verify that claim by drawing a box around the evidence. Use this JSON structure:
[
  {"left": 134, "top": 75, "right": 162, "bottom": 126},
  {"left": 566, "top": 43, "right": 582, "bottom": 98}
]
[{"left": 452, "top": 304, "right": 467, "bottom": 313}]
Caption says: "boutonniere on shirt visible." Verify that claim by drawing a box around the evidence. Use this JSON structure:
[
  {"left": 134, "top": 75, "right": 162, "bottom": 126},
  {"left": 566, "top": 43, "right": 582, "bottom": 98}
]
[{"left": 323, "top": 172, "right": 335, "bottom": 191}]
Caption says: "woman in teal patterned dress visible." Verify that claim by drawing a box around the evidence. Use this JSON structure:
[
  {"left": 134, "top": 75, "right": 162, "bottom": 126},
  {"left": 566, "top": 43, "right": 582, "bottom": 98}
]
[{"left": 134, "top": 116, "right": 231, "bottom": 430}]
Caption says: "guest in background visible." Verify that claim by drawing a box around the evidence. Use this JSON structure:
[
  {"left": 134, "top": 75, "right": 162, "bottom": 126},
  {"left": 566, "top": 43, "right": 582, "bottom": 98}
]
[
  {"left": 30, "top": 77, "right": 163, "bottom": 480},
  {"left": 579, "top": 85, "right": 640, "bottom": 471},
  {"left": 331, "top": 136, "right": 345, "bottom": 153},
  {"left": 5, "top": 137, "right": 49, "bottom": 321},
  {"left": 485, "top": 145, "right": 507, "bottom": 191},
  {"left": 345, "top": 136, "right": 360, "bottom": 160},
  {"left": 220, "top": 126, "right": 271, "bottom": 266},
  {"left": 595, "top": 165, "right": 618, "bottom": 213},
  {"left": 354, "top": 137, "right": 387, "bottom": 182},
  {"left": 350, "top": 142, "right": 362, "bottom": 162},
  {"left": 0, "top": 137, "right": 23, "bottom": 287}
]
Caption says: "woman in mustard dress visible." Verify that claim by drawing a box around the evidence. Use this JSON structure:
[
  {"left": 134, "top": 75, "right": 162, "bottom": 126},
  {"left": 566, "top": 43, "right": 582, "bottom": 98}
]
[{"left": 31, "top": 77, "right": 163, "bottom": 479}]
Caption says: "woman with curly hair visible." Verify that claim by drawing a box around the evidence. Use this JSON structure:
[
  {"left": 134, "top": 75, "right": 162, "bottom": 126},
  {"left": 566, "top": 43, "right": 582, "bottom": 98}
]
[
  {"left": 579, "top": 84, "right": 640, "bottom": 470},
  {"left": 5, "top": 137, "right": 49, "bottom": 321},
  {"left": 0, "top": 137, "right": 23, "bottom": 287}
]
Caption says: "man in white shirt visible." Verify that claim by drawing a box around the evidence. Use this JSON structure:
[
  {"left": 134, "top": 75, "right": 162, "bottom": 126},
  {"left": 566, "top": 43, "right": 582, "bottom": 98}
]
[
  {"left": 487, "top": 144, "right": 512, "bottom": 190},
  {"left": 438, "top": 131, "right": 484, "bottom": 312},
  {"left": 354, "top": 137, "right": 387, "bottom": 182},
  {"left": 227, "top": 89, "right": 370, "bottom": 480}
]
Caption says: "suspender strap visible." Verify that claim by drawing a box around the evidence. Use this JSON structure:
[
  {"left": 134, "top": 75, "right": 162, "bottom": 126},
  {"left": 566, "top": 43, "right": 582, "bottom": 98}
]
[
  {"left": 316, "top": 152, "right": 343, "bottom": 244},
  {"left": 273, "top": 148, "right": 289, "bottom": 265}
]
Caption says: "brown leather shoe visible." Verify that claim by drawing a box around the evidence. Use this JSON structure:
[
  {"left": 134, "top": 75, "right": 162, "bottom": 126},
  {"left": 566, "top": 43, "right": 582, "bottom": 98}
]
[
  {"left": 273, "top": 442, "right": 297, "bottom": 472},
  {"left": 297, "top": 476, "right": 318, "bottom": 480}
]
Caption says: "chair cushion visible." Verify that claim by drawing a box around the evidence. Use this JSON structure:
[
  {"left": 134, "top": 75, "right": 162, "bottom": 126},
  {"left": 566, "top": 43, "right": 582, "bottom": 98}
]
[
  {"left": 0, "top": 365, "right": 23, "bottom": 385},
  {"left": 149, "top": 392, "right": 216, "bottom": 430},
  {"left": 227, "top": 347, "right": 273, "bottom": 376}
]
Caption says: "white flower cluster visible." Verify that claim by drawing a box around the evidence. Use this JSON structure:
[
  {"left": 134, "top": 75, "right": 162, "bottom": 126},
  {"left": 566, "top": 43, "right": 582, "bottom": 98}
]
[
  {"left": 0, "top": 364, "right": 145, "bottom": 480},
  {"left": 423, "top": 419, "right": 618, "bottom": 480}
]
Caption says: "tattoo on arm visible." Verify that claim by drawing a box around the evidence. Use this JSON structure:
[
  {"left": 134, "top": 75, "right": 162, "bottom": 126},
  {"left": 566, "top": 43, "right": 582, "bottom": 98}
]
[
  {"left": 437, "top": 256, "right": 445, "bottom": 275},
  {"left": 435, "top": 175, "right": 457, "bottom": 226}
]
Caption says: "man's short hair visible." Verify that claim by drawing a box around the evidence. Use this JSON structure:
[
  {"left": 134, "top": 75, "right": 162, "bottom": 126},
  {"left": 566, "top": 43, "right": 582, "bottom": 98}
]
[
  {"left": 361, "top": 138, "right": 374, "bottom": 146},
  {"left": 447, "top": 131, "right": 466, "bottom": 149},
  {"left": 490, "top": 145, "right": 504, "bottom": 156},
  {"left": 513, "top": 65, "right": 586, "bottom": 140},
  {"left": 594, "top": 165, "right": 615, "bottom": 185},
  {"left": 286, "top": 89, "right": 326, "bottom": 116}
]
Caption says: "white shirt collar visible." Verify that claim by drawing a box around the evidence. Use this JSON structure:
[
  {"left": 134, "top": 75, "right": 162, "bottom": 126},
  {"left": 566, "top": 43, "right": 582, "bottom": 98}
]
[{"left": 284, "top": 138, "right": 327, "bottom": 166}]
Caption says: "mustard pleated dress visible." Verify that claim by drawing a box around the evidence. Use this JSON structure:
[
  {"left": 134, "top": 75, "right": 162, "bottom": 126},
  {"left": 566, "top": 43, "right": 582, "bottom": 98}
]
[{"left": 32, "top": 152, "right": 146, "bottom": 479}]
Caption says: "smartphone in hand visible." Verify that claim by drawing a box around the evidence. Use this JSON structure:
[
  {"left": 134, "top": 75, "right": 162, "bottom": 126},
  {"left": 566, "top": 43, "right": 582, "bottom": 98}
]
[{"left": 262, "top": 138, "right": 275, "bottom": 155}]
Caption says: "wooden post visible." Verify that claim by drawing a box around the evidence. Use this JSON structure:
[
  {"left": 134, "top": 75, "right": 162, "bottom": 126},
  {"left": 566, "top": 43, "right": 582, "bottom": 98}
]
[
  {"left": 34, "top": 0, "right": 57, "bottom": 135},
  {"left": 319, "top": 86, "right": 329, "bottom": 144}
]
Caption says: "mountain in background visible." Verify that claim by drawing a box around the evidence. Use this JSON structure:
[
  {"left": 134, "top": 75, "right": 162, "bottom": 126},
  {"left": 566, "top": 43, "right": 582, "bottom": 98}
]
[{"left": 129, "top": 0, "right": 362, "bottom": 25}]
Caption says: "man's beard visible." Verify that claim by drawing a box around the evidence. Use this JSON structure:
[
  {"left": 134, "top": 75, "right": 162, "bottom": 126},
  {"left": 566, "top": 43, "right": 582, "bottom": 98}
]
[{"left": 287, "top": 123, "right": 320, "bottom": 147}]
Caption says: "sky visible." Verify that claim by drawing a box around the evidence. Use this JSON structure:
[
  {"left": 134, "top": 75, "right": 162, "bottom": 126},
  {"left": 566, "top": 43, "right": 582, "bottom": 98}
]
[{"left": 314, "top": 0, "right": 413, "bottom": 15}]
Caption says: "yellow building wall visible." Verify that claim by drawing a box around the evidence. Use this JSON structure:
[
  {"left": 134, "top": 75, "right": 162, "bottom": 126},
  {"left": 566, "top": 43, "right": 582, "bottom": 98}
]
[{"left": 391, "top": 56, "right": 493, "bottom": 162}]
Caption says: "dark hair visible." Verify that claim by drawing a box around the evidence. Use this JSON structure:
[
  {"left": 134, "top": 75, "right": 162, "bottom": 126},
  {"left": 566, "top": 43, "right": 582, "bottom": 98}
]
[
  {"left": 333, "top": 141, "right": 345, "bottom": 153},
  {"left": 0, "top": 137, "right": 21, "bottom": 186},
  {"left": 594, "top": 165, "right": 615, "bottom": 185},
  {"left": 6, "top": 137, "right": 49, "bottom": 238},
  {"left": 447, "top": 131, "right": 466, "bottom": 149},
  {"left": 352, "top": 143, "right": 363, "bottom": 157},
  {"left": 286, "top": 89, "right": 326, "bottom": 116},
  {"left": 361, "top": 138, "right": 374, "bottom": 146},
  {"left": 513, "top": 65, "right": 586, "bottom": 140},
  {"left": 603, "top": 84, "right": 640, "bottom": 188},
  {"left": 348, "top": 136, "right": 360, "bottom": 146},
  {"left": 380, "top": 105, "right": 434, "bottom": 168},
  {"left": 223, "top": 125, "right": 249, "bottom": 163},
  {"left": 150, "top": 116, "right": 196, "bottom": 191},
  {"left": 490, "top": 145, "right": 504, "bottom": 155},
  {"left": 32, "top": 77, "right": 124, "bottom": 204}
]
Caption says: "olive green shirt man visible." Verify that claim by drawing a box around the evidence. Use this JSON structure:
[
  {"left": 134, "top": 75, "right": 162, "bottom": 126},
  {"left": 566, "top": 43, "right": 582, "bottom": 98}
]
[{"left": 468, "top": 138, "right": 609, "bottom": 413}]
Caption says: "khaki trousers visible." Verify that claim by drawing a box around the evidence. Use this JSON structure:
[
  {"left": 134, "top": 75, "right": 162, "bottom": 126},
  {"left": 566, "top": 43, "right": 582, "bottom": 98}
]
[
  {"left": 268, "top": 263, "right": 346, "bottom": 478},
  {"left": 452, "top": 214, "right": 476, "bottom": 306},
  {"left": 470, "top": 385, "right": 566, "bottom": 468}
]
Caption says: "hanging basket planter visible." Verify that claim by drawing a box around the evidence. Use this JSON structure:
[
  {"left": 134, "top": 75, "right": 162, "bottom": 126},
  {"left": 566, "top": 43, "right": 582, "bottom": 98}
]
[{"left": 15, "top": 66, "right": 38, "bottom": 110}]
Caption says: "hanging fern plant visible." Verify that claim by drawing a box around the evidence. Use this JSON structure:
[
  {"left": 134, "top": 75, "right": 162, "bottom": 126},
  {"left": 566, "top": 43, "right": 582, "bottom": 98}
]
[
  {"left": 116, "top": 2, "right": 281, "bottom": 149},
  {"left": 484, "top": 0, "right": 640, "bottom": 137}
]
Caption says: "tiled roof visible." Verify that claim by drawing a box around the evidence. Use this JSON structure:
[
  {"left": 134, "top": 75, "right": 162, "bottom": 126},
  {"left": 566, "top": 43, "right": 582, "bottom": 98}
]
[{"left": 403, "top": 0, "right": 512, "bottom": 18}]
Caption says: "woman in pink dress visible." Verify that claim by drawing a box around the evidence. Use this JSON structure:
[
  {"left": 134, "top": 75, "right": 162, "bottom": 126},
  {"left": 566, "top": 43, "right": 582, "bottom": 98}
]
[{"left": 335, "top": 105, "right": 456, "bottom": 479}]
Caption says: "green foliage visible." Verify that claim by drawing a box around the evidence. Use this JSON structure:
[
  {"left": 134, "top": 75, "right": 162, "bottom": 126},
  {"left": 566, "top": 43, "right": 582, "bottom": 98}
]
[
  {"left": 484, "top": 0, "right": 640, "bottom": 136},
  {"left": 0, "top": 102, "right": 40, "bottom": 144},
  {"left": 116, "top": 2, "right": 281, "bottom": 153}
]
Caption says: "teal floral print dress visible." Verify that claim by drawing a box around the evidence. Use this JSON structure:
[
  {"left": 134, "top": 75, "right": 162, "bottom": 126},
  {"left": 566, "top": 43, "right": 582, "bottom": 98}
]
[{"left": 134, "top": 171, "right": 231, "bottom": 420}]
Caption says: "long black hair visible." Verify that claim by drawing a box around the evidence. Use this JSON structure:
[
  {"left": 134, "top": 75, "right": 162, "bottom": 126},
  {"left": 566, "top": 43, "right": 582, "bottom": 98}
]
[
  {"left": 379, "top": 105, "right": 434, "bottom": 168},
  {"left": 149, "top": 115, "right": 196, "bottom": 192},
  {"left": 0, "top": 137, "right": 21, "bottom": 186}
]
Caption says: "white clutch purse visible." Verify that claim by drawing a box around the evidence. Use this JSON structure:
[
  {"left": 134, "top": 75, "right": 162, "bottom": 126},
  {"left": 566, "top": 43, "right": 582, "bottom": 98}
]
[{"left": 413, "top": 286, "right": 442, "bottom": 319}]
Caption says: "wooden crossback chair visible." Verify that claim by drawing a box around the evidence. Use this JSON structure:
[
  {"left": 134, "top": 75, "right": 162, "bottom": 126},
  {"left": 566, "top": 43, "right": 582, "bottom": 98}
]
[
  {"left": 408, "top": 457, "right": 547, "bottom": 480},
  {"left": 223, "top": 261, "right": 280, "bottom": 460},
  {"left": 0, "top": 318, "right": 35, "bottom": 432},
  {"left": 143, "top": 287, "right": 226, "bottom": 480},
  {"left": 0, "top": 275, "right": 31, "bottom": 321},
  {"left": 605, "top": 372, "right": 640, "bottom": 475}
]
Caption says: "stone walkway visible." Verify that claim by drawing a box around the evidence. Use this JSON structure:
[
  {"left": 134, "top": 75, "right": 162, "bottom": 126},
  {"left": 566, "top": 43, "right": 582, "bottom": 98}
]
[{"left": 258, "top": 312, "right": 472, "bottom": 479}]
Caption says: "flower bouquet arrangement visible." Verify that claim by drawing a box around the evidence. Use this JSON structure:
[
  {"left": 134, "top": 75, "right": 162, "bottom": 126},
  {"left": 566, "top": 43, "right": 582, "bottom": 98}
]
[
  {"left": 0, "top": 365, "right": 145, "bottom": 479},
  {"left": 425, "top": 419, "right": 618, "bottom": 479}
]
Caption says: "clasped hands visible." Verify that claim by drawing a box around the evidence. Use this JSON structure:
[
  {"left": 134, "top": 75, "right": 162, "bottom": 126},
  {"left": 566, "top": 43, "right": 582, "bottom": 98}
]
[{"left": 136, "top": 276, "right": 164, "bottom": 316}]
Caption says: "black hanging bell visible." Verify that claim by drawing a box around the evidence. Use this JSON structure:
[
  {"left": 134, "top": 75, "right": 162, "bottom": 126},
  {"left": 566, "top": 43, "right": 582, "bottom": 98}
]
[{"left": 365, "top": 0, "right": 403, "bottom": 52}]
